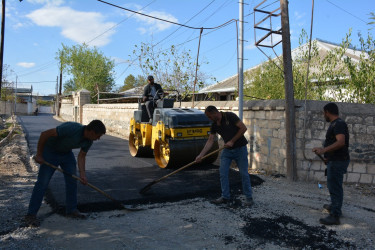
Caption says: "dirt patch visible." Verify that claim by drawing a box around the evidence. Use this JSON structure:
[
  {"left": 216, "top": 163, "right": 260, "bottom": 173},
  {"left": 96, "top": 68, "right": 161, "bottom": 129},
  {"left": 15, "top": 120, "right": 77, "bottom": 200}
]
[{"left": 1, "top": 117, "right": 375, "bottom": 249}]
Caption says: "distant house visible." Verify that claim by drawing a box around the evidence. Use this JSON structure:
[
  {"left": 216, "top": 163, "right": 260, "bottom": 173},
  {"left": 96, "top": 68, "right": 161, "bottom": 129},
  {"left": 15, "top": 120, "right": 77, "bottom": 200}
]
[{"left": 195, "top": 39, "right": 365, "bottom": 101}]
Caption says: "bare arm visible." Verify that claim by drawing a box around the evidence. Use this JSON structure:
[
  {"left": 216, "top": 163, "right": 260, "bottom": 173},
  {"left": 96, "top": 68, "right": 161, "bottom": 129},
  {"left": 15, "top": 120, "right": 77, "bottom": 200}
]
[
  {"left": 225, "top": 120, "right": 247, "bottom": 148},
  {"left": 77, "top": 149, "right": 88, "bottom": 185},
  {"left": 312, "top": 134, "right": 346, "bottom": 155},
  {"left": 195, "top": 134, "right": 216, "bottom": 163},
  {"left": 34, "top": 128, "right": 58, "bottom": 164}
]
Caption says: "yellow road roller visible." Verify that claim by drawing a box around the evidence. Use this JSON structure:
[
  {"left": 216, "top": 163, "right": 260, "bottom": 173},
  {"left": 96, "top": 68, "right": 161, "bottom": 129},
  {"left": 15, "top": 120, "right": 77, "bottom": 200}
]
[{"left": 129, "top": 94, "right": 219, "bottom": 168}]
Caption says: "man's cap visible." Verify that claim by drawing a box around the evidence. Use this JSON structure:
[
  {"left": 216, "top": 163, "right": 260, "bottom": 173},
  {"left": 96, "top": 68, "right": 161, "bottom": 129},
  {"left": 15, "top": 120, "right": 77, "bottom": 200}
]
[{"left": 148, "top": 75, "right": 154, "bottom": 80}]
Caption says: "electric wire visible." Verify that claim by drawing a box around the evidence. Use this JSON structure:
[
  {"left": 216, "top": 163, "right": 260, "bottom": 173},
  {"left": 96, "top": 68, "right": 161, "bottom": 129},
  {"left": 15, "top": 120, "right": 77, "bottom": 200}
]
[
  {"left": 97, "top": 0, "right": 236, "bottom": 30},
  {"left": 302, "top": 0, "right": 315, "bottom": 162}
]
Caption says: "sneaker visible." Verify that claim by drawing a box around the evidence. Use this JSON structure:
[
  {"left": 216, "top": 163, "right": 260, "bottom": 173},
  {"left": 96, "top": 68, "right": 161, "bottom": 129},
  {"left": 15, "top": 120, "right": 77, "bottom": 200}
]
[
  {"left": 210, "top": 197, "right": 230, "bottom": 205},
  {"left": 24, "top": 214, "right": 40, "bottom": 227},
  {"left": 66, "top": 210, "right": 87, "bottom": 219},
  {"left": 244, "top": 198, "right": 254, "bottom": 207},
  {"left": 149, "top": 118, "right": 153, "bottom": 124},
  {"left": 323, "top": 204, "right": 331, "bottom": 213},
  {"left": 319, "top": 215, "right": 340, "bottom": 225}
]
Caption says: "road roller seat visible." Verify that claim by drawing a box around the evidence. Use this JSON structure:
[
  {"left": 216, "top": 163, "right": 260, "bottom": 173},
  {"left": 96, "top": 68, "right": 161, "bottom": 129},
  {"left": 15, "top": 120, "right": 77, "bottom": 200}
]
[
  {"left": 156, "top": 98, "right": 174, "bottom": 108},
  {"left": 135, "top": 102, "right": 149, "bottom": 123}
]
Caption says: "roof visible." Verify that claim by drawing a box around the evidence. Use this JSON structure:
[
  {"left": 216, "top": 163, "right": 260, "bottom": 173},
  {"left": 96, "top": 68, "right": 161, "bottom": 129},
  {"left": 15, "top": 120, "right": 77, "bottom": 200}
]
[{"left": 199, "top": 39, "right": 366, "bottom": 94}]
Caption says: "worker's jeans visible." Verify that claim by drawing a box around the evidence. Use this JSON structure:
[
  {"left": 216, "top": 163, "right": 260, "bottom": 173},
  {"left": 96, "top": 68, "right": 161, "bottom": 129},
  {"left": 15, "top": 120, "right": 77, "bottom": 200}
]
[
  {"left": 326, "top": 160, "right": 350, "bottom": 217},
  {"left": 28, "top": 149, "right": 78, "bottom": 215},
  {"left": 220, "top": 146, "right": 252, "bottom": 199}
]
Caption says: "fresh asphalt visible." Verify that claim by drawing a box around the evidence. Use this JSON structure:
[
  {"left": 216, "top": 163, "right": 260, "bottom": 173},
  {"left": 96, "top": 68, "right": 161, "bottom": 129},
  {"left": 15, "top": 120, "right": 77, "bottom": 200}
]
[{"left": 18, "top": 114, "right": 262, "bottom": 213}]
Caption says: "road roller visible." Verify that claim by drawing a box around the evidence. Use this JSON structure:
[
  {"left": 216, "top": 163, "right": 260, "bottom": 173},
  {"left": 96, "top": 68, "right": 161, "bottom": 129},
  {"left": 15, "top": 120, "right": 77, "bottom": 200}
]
[{"left": 129, "top": 93, "right": 219, "bottom": 168}]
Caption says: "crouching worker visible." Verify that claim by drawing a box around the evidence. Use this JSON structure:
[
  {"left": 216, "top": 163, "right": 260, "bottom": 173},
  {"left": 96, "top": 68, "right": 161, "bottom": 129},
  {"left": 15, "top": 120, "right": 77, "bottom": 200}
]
[
  {"left": 195, "top": 105, "right": 254, "bottom": 207},
  {"left": 25, "top": 120, "right": 106, "bottom": 227}
]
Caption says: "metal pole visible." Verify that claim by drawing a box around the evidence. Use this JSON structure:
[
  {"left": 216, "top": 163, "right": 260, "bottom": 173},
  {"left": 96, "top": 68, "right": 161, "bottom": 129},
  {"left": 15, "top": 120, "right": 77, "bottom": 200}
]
[
  {"left": 57, "top": 60, "right": 62, "bottom": 116},
  {"left": 280, "top": 0, "right": 297, "bottom": 181},
  {"left": 14, "top": 75, "right": 17, "bottom": 113},
  {"left": 238, "top": 0, "right": 244, "bottom": 120},
  {"left": 0, "top": 0, "right": 6, "bottom": 95}
]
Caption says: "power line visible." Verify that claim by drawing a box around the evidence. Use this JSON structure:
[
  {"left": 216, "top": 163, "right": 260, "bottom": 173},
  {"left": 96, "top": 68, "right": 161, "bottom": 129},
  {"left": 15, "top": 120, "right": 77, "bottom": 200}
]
[
  {"left": 326, "top": 0, "right": 367, "bottom": 24},
  {"left": 154, "top": 0, "right": 216, "bottom": 47},
  {"left": 86, "top": 0, "right": 156, "bottom": 45},
  {"left": 97, "top": 0, "right": 236, "bottom": 30}
]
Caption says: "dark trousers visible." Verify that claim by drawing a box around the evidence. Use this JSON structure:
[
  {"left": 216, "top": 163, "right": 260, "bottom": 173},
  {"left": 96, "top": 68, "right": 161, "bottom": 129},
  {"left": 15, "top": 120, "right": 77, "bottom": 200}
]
[
  {"left": 145, "top": 100, "right": 160, "bottom": 120},
  {"left": 326, "top": 160, "right": 350, "bottom": 217}
]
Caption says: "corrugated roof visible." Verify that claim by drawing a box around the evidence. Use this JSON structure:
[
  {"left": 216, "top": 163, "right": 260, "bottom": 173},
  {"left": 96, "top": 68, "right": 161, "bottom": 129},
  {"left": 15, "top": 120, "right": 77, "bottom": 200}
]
[{"left": 199, "top": 39, "right": 365, "bottom": 94}]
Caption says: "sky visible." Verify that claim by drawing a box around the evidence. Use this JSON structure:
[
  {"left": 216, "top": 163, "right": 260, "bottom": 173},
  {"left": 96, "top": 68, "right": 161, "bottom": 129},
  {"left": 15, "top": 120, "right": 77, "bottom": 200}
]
[{"left": 2, "top": 0, "right": 374, "bottom": 96}]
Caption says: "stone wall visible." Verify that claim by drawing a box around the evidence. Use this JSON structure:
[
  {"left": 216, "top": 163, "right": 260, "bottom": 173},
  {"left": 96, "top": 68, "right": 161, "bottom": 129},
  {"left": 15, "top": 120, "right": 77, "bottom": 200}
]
[
  {"left": 58, "top": 95, "right": 375, "bottom": 184},
  {"left": 0, "top": 101, "right": 30, "bottom": 115}
]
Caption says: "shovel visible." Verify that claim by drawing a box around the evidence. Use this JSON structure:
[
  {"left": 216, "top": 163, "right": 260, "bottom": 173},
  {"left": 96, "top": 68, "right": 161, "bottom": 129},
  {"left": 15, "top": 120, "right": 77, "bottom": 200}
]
[
  {"left": 35, "top": 157, "right": 143, "bottom": 211},
  {"left": 140, "top": 146, "right": 224, "bottom": 194}
]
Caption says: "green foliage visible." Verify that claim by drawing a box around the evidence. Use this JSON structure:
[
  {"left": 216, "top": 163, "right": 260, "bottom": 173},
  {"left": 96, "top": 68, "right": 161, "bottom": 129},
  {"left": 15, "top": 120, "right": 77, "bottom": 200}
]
[
  {"left": 37, "top": 100, "right": 54, "bottom": 106},
  {"left": 56, "top": 44, "right": 115, "bottom": 102},
  {"left": 244, "top": 29, "right": 375, "bottom": 104},
  {"left": 131, "top": 42, "right": 211, "bottom": 99},
  {"left": 119, "top": 74, "right": 146, "bottom": 92}
]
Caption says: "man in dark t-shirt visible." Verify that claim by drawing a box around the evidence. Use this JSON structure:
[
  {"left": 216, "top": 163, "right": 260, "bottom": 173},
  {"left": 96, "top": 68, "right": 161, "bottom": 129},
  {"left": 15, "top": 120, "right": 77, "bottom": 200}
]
[
  {"left": 313, "top": 102, "right": 350, "bottom": 225},
  {"left": 25, "top": 120, "right": 106, "bottom": 227},
  {"left": 196, "top": 105, "right": 253, "bottom": 206}
]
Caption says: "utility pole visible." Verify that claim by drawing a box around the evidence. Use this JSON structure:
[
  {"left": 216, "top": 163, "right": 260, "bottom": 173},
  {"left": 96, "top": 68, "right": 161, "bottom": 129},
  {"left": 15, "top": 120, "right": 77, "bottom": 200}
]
[
  {"left": 57, "top": 56, "right": 63, "bottom": 116},
  {"left": 0, "top": 0, "right": 6, "bottom": 95},
  {"left": 14, "top": 75, "right": 17, "bottom": 113},
  {"left": 238, "top": 0, "right": 244, "bottom": 120},
  {"left": 280, "top": 0, "right": 297, "bottom": 181},
  {"left": 55, "top": 76, "right": 58, "bottom": 115}
]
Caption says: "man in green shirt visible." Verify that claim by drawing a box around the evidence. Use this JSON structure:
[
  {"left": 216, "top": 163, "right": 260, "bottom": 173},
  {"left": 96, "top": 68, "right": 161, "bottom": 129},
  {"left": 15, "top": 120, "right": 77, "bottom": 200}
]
[{"left": 25, "top": 120, "right": 106, "bottom": 227}]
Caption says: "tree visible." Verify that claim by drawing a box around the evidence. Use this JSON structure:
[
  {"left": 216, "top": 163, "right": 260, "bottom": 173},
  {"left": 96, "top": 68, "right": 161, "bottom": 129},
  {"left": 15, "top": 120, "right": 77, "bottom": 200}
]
[
  {"left": 131, "top": 42, "right": 212, "bottom": 99},
  {"left": 119, "top": 74, "right": 147, "bottom": 92},
  {"left": 244, "top": 30, "right": 323, "bottom": 100},
  {"left": 244, "top": 29, "right": 375, "bottom": 104},
  {"left": 56, "top": 44, "right": 115, "bottom": 102}
]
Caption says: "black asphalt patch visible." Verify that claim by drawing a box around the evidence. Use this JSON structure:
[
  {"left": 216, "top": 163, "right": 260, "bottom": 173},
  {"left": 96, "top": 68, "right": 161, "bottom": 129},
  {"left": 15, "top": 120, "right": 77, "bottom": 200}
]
[
  {"left": 19, "top": 114, "right": 264, "bottom": 214},
  {"left": 241, "top": 215, "right": 354, "bottom": 249}
]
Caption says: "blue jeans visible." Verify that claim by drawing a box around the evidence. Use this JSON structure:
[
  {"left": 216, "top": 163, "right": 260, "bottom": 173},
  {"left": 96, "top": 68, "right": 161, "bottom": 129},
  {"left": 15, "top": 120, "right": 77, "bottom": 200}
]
[
  {"left": 28, "top": 149, "right": 78, "bottom": 215},
  {"left": 219, "top": 146, "right": 252, "bottom": 199},
  {"left": 326, "top": 160, "right": 350, "bottom": 217}
]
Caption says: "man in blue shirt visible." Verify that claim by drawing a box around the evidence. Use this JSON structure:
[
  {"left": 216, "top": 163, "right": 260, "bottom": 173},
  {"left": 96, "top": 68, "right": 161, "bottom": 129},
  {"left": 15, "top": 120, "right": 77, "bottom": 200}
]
[{"left": 25, "top": 120, "right": 106, "bottom": 227}]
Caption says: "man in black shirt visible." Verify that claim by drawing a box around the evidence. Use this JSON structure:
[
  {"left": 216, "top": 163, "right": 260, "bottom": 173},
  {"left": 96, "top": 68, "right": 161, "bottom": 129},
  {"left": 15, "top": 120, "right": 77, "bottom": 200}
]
[
  {"left": 196, "top": 105, "right": 253, "bottom": 206},
  {"left": 313, "top": 102, "right": 350, "bottom": 225},
  {"left": 142, "top": 75, "right": 164, "bottom": 123}
]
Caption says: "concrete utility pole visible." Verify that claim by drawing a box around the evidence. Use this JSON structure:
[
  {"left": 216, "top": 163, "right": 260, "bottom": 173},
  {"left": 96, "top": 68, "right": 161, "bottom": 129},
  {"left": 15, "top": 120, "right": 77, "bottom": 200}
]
[
  {"left": 238, "top": 0, "right": 244, "bottom": 120},
  {"left": 280, "top": 0, "right": 297, "bottom": 181},
  {"left": 0, "top": 0, "right": 5, "bottom": 95},
  {"left": 57, "top": 59, "right": 63, "bottom": 116}
]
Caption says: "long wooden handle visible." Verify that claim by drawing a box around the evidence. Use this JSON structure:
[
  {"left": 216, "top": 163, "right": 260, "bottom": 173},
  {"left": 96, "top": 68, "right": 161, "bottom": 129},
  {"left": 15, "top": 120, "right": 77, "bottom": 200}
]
[
  {"left": 140, "top": 146, "right": 224, "bottom": 194},
  {"left": 42, "top": 160, "right": 120, "bottom": 204},
  {"left": 157, "top": 146, "right": 224, "bottom": 182}
]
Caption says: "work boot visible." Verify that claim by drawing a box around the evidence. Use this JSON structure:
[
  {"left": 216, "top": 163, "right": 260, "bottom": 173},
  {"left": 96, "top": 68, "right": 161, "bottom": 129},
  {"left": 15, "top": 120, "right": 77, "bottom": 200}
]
[
  {"left": 319, "top": 215, "right": 340, "bottom": 225},
  {"left": 66, "top": 210, "right": 87, "bottom": 219},
  {"left": 210, "top": 197, "right": 230, "bottom": 205},
  {"left": 323, "top": 204, "right": 331, "bottom": 213},
  {"left": 243, "top": 197, "right": 254, "bottom": 207},
  {"left": 24, "top": 214, "right": 40, "bottom": 227}
]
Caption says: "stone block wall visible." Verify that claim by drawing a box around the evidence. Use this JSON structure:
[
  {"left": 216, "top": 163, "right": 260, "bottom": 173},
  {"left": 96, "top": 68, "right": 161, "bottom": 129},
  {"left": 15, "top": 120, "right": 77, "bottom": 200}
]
[{"left": 58, "top": 96, "right": 375, "bottom": 184}]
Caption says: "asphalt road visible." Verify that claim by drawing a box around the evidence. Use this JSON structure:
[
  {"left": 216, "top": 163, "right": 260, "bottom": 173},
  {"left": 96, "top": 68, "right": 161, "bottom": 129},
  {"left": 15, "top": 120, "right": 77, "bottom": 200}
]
[{"left": 18, "top": 114, "right": 259, "bottom": 213}]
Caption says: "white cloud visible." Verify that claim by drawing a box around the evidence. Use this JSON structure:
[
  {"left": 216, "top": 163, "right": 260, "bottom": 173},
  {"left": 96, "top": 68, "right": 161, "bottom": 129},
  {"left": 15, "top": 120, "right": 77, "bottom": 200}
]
[
  {"left": 26, "top": 5, "right": 116, "bottom": 47},
  {"left": 26, "top": 0, "right": 64, "bottom": 6},
  {"left": 130, "top": 9, "right": 178, "bottom": 34},
  {"left": 17, "top": 62, "right": 36, "bottom": 68},
  {"left": 294, "top": 11, "right": 305, "bottom": 20}
]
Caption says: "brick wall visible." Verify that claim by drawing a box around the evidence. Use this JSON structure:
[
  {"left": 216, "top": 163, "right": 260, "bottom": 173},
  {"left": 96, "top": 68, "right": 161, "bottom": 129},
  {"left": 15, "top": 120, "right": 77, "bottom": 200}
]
[{"left": 59, "top": 95, "right": 375, "bottom": 184}]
